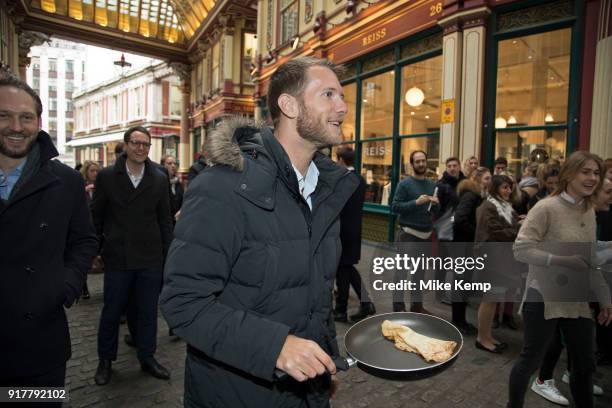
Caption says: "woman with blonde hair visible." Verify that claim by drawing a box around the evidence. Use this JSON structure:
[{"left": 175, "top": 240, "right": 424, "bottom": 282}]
[
  {"left": 463, "top": 156, "right": 479, "bottom": 178},
  {"left": 80, "top": 160, "right": 99, "bottom": 202},
  {"left": 508, "top": 151, "right": 612, "bottom": 407},
  {"left": 79, "top": 160, "right": 100, "bottom": 299}
]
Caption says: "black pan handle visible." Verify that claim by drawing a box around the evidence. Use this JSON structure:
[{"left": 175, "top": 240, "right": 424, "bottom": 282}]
[{"left": 273, "top": 356, "right": 354, "bottom": 381}]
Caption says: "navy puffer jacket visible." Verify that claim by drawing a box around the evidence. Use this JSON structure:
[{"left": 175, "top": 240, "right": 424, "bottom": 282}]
[{"left": 160, "top": 117, "right": 358, "bottom": 408}]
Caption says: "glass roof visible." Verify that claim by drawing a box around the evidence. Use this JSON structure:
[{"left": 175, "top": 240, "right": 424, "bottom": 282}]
[{"left": 30, "top": 0, "right": 217, "bottom": 44}]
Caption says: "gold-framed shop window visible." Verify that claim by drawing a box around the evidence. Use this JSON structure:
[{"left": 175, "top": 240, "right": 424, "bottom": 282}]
[
  {"left": 361, "top": 70, "right": 394, "bottom": 139},
  {"left": 361, "top": 139, "right": 393, "bottom": 205},
  {"left": 341, "top": 83, "right": 357, "bottom": 143},
  {"left": 494, "top": 27, "right": 571, "bottom": 174}
]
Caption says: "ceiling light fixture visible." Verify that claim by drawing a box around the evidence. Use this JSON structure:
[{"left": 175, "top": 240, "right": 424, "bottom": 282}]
[
  {"left": 545, "top": 113, "right": 554, "bottom": 123},
  {"left": 507, "top": 115, "right": 517, "bottom": 125},
  {"left": 405, "top": 86, "right": 425, "bottom": 107},
  {"left": 495, "top": 117, "right": 507, "bottom": 129}
]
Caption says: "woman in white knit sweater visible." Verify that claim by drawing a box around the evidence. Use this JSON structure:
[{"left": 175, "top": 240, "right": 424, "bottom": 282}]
[{"left": 509, "top": 151, "right": 612, "bottom": 408}]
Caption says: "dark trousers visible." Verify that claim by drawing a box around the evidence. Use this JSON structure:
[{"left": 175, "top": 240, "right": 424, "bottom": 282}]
[
  {"left": 0, "top": 363, "right": 66, "bottom": 407},
  {"left": 98, "top": 265, "right": 162, "bottom": 361},
  {"left": 538, "top": 326, "right": 569, "bottom": 381},
  {"left": 439, "top": 240, "right": 472, "bottom": 323},
  {"left": 508, "top": 289, "right": 595, "bottom": 408},
  {"left": 593, "top": 303, "right": 612, "bottom": 359},
  {"left": 335, "top": 264, "right": 372, "bottom": 313},
  {"left": 393, "top": 230, "right": 431, "bottom": 305}
]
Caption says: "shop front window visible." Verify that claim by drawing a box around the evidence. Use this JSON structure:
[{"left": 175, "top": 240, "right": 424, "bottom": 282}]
[
  {"left": 494, "top": 27, "right": 571, "bottom": 174},
  {"left": 361, "top": 71, "right": 394, "bottom": 139},
  {"left": 496, "top": 129, "right": 567, "bottom": 175},
  {"left": 361, "top": 140, "right": 393, "bottom": 205},
  {"left": 341, "top": 83, "right": 357, "bottom": 142},
  {"left": 399, "top": 55, "right": 442, "bottom": 136},
  {"left": 162, "top": 135, "right": 179, "bottom": 160},
  {"left": 193, "top": 127, "right": 202, "bottom": 162},
  {"left": 398, "top": 137, "right": 440, "bottom": 181}
]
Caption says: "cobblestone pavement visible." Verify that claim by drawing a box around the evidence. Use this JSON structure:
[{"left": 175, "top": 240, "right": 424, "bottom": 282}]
[{"left": 62, "top": 243, "right": 612, "bottom": 408}]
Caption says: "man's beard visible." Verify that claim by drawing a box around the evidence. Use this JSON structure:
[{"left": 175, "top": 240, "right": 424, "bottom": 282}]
[
  {"left": 413, "top": 165, "right": 427, "bottom": 175},
  {"left": 296, "top": 101, "right": 340, "bottom": 148},
  {"left": 0, "top": 132, "right": 37, "bottom": 159}
]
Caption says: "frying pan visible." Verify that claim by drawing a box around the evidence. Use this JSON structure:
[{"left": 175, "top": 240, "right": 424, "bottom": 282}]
[{"left": 275, "top": 312, "right": 463, "bottom": 381}]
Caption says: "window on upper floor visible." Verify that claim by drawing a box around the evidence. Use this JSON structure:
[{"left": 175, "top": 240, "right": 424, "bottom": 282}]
[
  {"left": 92, "top": 101, "right": 100, "bottom": 128},
  {"left": 211, "top": 42, "right": 220, "bottom": 92},
  {"left": 48, "top": 58, "right": 57, "bottom": 73},
  {"left": 0, "top": 11, "right": 8, "bottom": 64},
  {"left": 170, "top": 85, "right": 181, "bottom": 116},
  {"left": 242, "top": 32, "right": 257, "bottom": 85},
  {"left": 279, "top": 0, "right": 298, "bottom": 46}
]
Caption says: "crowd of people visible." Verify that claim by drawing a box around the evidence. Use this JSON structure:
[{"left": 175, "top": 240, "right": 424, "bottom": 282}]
[
  {"left": 1, "top": 55, "right": 611, "bottom": 408},
  {"left": 370, "top": 149, "right": 612, "bottom": 407}
]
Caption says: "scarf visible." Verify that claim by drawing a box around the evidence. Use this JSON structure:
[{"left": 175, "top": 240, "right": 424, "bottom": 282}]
[
  {"left": 9, "top": 143, "right": 41, "bottom": 202},
  {"left": 518, "top": 176, "right": 539, "bottom": 189},
  {"left": 487, "top": 195, "right": 514, "bottom": 225}
]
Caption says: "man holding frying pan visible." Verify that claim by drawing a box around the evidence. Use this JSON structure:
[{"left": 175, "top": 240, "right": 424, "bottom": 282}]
[{"left": 160, "top": 57, "right": 358, "bottom": 407}]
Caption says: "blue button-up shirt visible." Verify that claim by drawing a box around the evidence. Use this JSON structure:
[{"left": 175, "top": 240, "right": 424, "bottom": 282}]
[{"left": 0, "top": 158, "right": 27, "bottom": 201}]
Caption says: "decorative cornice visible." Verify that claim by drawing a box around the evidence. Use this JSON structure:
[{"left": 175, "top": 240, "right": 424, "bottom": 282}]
[
  {"left": 438, "top": 6, "right": 491, "bottom": 34},
  {"left": 18, "top": 30, "right": 50, "bottom": 54},
  {"left": 170, "top": 62, "right": 192, "bottom": 85}
]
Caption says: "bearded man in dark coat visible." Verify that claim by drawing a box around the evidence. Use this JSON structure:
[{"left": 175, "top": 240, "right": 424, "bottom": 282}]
[{"left": 161, "top": 57, "right": 358, "bottom": 408}]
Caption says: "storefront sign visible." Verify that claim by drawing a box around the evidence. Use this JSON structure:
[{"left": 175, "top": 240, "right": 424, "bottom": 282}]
[
  {"left": 440, "top": 99, "right": 455, "bottom": 123},
  {"left": 362, "top": 28, "right": 387, "bottom": 47},
  {"left": 328, "top": 0, "right": 441, "bottom": 63},
  {"left": 364, "top": 145, "right": 388, "bottom": 157}
]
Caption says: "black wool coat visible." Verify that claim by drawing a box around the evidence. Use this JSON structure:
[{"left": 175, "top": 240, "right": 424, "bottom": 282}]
[
  {"left": 339, "top": 170, "right": 366, "bottom": 266},
  {"left": 453, "top": 181, "right": 484, "bottom": 243},
  {"left": 90, "top": 154, "right": 173, "bottom": 270},
  {"left": 436, "top": 171, "right": 465, "bottom": 214},
  {"left": 0, "top": 131, "right": 97, "bottom": 379},
  {"left": 160, "top": 117, "right": 358, "bottom": 408}
]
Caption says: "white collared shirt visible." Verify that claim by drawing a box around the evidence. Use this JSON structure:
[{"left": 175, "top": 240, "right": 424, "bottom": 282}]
[
  {"left": 126, "top": 162, "right": 145, "bottom": 188},
  {"left": 292, "top": 161, "right": 319, "bottom": 210},
  {"left": 560, "top": 191, "right": 584, "bottom": 205}
]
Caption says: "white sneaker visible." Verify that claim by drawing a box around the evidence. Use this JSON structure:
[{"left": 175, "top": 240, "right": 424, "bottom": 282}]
[
  {"left": 531, "top": 378, "right": 570, "bottom": 406},
  {"left": 562, "top": 371, "right": 604, "bottom": 396}
]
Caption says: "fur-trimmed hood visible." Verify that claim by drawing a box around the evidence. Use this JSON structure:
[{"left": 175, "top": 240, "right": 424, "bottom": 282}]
[
  {"left": 205, "top": 116, "right": 266, "bottom": 171},
  {"left": 202, "top": 116, "right": 357, "bottom": 211},
  {"left": 457, "top": 178, "right": 484, "bottom": 197}
]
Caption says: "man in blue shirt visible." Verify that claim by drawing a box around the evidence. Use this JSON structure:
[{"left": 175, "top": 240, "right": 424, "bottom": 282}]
[
  {"left": 0, "top": 76, "right": 97, "bottom": 394},
  {"left": 0, "top": 157, "right": 26, "bottom": 201}
]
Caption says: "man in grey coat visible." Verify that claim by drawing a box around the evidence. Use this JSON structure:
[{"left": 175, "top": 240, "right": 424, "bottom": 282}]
[{"left": 160, "top": 57, "right": 358, "bottom": 407}]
